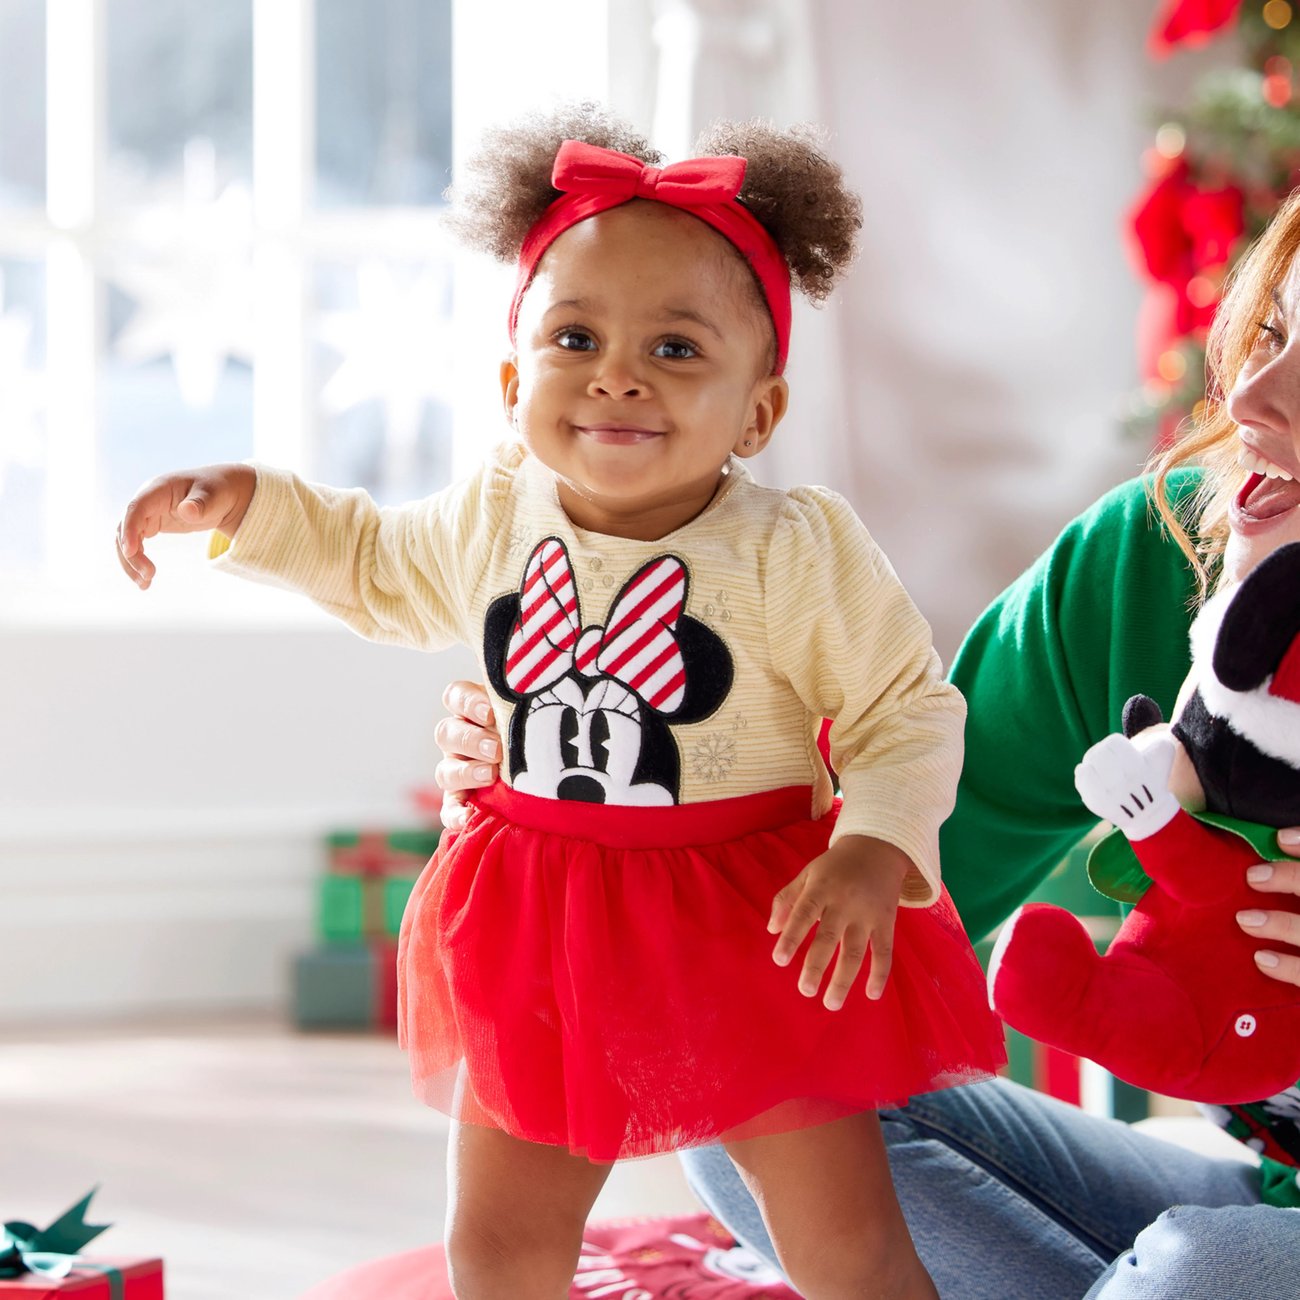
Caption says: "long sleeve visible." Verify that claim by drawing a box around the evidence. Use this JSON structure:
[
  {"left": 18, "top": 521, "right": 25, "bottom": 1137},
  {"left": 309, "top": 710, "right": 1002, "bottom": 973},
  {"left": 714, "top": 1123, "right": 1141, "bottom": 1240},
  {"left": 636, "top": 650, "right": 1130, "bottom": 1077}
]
[
  {"left": 940, "top": 471, "right": 1204, "bottom": 941},
  {"left": 210, "top": 451, "right": 513, "bottom": 652},
  {"left": 764, "top": 487, "right": 965, "bottom": 904}
]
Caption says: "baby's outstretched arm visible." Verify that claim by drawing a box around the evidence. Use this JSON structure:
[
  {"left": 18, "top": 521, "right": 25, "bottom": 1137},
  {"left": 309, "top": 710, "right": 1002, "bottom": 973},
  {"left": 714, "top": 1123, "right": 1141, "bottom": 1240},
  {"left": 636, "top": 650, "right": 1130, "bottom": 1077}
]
[
  {"left": 117, "top": 464, "right": 256, "bottom": 589},
  {"left": 768, "top": 836, "right": 913, "bottom": 1010}
]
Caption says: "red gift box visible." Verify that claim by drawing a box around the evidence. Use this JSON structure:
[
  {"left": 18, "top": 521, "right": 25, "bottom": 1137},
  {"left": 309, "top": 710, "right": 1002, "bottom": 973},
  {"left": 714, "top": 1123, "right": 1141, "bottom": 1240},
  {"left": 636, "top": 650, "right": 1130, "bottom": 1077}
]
[
  {"left": 2, "top": 1190, "right": 163, "bottom": 1299},
  {"left": 0, "top": 1258, "right": 163, "bottom": 1297}
]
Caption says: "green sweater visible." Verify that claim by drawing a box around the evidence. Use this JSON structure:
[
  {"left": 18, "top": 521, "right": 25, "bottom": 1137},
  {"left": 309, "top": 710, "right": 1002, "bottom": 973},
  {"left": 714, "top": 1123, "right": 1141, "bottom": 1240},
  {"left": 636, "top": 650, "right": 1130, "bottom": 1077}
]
[
  {"left": 939, "top": 467, "right": 1300, "bottom": 1209},
  {"left": 941, "top": 470, "right": 1202, "bottom": 942}
]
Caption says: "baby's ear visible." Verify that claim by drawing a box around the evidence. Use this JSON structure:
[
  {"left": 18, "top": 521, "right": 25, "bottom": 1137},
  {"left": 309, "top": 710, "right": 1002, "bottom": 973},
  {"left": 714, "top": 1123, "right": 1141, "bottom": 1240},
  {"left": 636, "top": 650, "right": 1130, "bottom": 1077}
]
[
  {"left": 499, "top": 356, "right": 520, "bottom": 427},
  {"left": 734, "top": 374, "right": 788, "bottom": 457}
]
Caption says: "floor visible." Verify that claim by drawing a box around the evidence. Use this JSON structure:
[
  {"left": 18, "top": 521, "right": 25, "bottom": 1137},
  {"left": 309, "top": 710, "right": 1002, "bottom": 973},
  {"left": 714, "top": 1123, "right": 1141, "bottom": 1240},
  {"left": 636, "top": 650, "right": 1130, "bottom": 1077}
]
[{"left": 0, "top": 1015, "right": 699, "bottom": 1300}]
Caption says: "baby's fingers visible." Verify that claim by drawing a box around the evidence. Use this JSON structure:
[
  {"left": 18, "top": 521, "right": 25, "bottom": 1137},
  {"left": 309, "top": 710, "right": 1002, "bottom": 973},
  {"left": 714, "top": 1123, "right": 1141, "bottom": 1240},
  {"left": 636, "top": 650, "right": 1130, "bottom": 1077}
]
[
  {"left": 863, "top": 916, "right": 897, "bottom": 1001},
  {"left": 769, "top": 870, "right": 820, "bottom": 966},
  {"left": 116, "top": 518, "right": 157, "bottom": 588},
  {"left": 821, "top": 929, "right": 868, "bottom": 1011},
  {"left": 795, "top": 921, "right": 844, "bottom": 999}
]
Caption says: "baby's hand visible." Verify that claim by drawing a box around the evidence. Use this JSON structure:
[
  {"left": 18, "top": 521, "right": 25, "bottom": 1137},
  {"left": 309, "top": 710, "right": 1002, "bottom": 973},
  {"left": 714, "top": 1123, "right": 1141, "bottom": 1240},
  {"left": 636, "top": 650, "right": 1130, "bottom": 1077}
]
[
  {"left": 768, "top": 835, "right": 912, "bottom": 1010},
  {"left": 116, "top": 464, "right": 257, "bottom": 589}
]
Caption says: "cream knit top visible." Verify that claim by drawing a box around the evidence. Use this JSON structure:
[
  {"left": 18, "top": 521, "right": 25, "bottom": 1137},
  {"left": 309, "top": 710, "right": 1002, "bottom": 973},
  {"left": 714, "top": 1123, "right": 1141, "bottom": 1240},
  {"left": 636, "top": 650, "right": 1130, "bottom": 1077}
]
[{"left": 213, "top": 442, "right": 964, "bottom": 905}]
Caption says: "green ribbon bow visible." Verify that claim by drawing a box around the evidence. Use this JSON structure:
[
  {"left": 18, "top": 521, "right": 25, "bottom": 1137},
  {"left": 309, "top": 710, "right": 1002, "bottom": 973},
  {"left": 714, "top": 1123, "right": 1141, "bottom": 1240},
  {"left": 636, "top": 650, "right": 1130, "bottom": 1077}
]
[{"left": 1, "top": 1188, "right": 124, "bottom": 1298}]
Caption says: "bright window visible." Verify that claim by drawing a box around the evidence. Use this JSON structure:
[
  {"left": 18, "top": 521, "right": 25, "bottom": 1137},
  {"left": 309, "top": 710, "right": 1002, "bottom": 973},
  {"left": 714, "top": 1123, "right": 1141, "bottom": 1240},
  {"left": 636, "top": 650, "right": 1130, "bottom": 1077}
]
[{"left": 0, "top": 0, "right": 613, "bottom": 625}]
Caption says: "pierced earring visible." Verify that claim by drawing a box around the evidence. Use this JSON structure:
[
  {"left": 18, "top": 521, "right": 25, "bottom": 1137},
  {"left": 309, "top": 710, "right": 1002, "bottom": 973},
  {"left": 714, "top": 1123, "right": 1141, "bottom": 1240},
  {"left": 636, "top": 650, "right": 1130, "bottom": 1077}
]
[{"left": 743, "top": 438, "right": 753, "bottom": 447}]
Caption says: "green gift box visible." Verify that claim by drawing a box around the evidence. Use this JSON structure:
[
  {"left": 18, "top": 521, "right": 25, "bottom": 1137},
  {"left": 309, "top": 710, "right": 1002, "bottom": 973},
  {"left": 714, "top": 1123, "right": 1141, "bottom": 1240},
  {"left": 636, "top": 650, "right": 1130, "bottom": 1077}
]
[
  {"left": 382, "top": 875, "right": 419, "bottom": 939},
  {"left": 318, "top": 874, "right": 367, "bottom": 944},
  {"left": 327, "top": 828, "right": 441, "bottom": 876}
]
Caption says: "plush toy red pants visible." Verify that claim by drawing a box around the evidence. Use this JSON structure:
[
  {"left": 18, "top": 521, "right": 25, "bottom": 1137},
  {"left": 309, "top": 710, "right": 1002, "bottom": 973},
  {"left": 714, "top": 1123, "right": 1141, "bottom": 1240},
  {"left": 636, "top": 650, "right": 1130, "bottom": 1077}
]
[{"left": 990, "top": 810, "right": 1300, "bottom": 1103}]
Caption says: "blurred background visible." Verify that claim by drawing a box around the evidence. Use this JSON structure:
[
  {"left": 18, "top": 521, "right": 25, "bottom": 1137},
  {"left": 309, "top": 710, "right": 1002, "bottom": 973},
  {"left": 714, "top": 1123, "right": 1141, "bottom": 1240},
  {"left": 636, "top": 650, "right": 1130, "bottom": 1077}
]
[{"left": 0, "top": 0, "right": 1277, "bottom": 1295}]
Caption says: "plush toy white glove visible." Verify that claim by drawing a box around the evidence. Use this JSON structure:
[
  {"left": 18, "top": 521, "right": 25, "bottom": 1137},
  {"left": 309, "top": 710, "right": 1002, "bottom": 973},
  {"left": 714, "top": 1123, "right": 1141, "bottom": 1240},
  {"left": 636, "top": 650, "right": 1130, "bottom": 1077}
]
[{"left": 1074, "top": 732, "right": 1181, "bottom": 841}]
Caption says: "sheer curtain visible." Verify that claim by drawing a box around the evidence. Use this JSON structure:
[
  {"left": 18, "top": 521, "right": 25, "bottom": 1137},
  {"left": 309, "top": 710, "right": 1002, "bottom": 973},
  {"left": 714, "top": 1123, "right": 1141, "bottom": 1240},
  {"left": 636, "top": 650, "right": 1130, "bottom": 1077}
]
[{"left": 634, "top": 0, "right": 1220, "bottom": 657}]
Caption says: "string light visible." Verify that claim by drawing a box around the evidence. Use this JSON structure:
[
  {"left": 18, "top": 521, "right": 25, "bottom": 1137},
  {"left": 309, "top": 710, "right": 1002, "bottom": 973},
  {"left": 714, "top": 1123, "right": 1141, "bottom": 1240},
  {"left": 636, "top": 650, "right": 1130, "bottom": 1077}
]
[
  {"left": 1155, "top": 123, "right": 1186, "bottom": 158},
  {"left": 1157, "top": 350, "right": 1188, "bottom": 383},
  {"left": 1187, "top": 275, "right": 1219, "bottom": 308},
  {"left": 1263, "top": 0, "right": 1292, "bottom": 32}
]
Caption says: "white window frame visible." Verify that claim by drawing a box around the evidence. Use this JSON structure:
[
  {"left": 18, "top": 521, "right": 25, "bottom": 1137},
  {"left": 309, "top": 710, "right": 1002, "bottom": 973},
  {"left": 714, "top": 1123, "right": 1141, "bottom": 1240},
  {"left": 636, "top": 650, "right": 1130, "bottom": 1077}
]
[{"left": 0, "top": 0, "right": 621, "bottom": 626}]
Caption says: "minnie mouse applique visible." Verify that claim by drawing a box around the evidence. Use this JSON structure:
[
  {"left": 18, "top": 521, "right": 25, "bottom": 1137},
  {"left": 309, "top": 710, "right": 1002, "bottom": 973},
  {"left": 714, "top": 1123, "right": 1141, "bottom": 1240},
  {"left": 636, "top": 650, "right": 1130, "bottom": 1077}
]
[{"left": 482, "top": 537, "right": 734, "bottom": 805}]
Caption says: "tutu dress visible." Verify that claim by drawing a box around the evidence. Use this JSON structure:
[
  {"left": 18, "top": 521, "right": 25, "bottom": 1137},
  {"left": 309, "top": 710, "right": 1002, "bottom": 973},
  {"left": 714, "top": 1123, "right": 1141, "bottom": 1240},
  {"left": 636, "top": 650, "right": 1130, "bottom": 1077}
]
[{"left": 215, "top": 442, "right": 1007, "bottom": 1161}]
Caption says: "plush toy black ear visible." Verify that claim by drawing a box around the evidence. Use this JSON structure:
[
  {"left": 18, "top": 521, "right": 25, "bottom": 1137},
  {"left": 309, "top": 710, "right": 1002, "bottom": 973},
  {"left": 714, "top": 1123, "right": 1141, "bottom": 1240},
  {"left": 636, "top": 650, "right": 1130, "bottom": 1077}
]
[
  {"left": 1122, "top": 694, "right": 1165, "bottom": 737},
  {"left": 1213, "top": 541, "right": 1300, "bottom": 691}
]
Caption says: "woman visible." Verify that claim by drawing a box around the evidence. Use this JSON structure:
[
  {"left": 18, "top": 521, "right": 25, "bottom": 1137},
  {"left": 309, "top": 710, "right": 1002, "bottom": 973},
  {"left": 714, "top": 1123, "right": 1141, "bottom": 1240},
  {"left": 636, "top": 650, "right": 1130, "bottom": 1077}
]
[{"left": 433, "top": 189, "right": 1300, "bottom": 1297}]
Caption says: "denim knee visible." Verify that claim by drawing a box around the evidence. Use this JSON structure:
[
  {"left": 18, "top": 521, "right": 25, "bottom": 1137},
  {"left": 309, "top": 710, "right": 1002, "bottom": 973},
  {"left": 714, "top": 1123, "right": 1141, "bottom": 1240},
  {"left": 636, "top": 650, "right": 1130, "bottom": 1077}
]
[{"left": 1087, "top": 1204, "right": 1299, "bottom": 1300}]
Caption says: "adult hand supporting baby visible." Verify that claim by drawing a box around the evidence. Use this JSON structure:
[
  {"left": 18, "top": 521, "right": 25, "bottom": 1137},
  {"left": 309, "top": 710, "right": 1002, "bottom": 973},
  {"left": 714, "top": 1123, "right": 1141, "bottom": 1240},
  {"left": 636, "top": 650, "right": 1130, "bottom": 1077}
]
[
  {"left": 116, "top": 464, "right": 256, "bottom": 589},
  {"left": 1238, "top": 831, "right": 1300, "bottom": 986},
  {"left": 434, "top": 680, "right": 500, "bottom": 831}
]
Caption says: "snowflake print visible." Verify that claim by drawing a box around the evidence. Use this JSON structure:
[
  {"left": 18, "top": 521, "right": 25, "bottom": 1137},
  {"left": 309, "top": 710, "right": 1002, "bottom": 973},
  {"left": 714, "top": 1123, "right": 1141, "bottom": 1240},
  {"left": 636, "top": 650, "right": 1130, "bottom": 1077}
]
[
  {"left": 505, "top": 524, "right": 529, "bottom": 561},
  {"left": 690, "top": 732, "right": 737, "bottom": 782}
]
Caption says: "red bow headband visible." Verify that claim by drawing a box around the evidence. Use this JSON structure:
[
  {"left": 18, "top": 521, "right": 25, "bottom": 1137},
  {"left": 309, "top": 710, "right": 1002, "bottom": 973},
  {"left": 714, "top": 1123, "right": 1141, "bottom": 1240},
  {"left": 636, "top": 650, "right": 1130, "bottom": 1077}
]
[{"left": 508, "top": 140, "right": 792, "bottom": 374}]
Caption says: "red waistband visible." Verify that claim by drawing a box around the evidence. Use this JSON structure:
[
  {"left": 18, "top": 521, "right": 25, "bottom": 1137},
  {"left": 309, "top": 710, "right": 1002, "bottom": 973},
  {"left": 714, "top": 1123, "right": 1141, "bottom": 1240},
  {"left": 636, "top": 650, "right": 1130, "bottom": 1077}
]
[{"left": 471, "top": 783, "right": 819, "bottom": 849}]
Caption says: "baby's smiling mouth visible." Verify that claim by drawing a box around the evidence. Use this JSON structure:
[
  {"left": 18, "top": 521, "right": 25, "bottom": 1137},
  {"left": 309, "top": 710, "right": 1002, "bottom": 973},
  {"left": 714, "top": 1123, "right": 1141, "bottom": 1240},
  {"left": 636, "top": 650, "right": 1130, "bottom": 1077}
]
[{"left": 575, "top": 423, "right": 665, "bottom": 444}]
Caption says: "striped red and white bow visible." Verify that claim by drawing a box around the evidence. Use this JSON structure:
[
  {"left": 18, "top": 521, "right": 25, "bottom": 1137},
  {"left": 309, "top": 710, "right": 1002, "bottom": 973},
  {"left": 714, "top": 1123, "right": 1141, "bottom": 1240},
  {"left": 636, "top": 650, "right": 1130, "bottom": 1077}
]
[{"left": 504, "top": 538, "right": 688, "bottom": 713}]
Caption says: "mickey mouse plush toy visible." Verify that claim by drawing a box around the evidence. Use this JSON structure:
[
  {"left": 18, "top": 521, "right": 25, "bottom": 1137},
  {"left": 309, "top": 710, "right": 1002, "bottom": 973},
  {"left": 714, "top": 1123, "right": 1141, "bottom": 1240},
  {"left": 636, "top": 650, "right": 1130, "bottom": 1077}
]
[{"left": 988, "top": 541, "right": 1300, "bottom": 1103}]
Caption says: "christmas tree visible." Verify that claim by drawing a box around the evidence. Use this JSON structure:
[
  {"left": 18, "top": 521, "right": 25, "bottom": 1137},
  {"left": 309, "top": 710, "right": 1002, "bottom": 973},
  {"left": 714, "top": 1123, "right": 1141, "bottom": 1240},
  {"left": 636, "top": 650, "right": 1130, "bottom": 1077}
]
[{"left": 1128, "top": 0, "right": 1300, "bottom": 441}]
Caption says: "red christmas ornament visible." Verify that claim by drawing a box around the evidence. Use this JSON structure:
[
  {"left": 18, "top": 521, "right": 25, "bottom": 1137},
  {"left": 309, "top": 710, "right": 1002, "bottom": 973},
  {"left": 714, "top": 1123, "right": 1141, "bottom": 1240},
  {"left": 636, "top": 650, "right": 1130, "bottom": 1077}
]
[
  {"left": 1147, "top": 0, "right": 1243, "bottom": 59},
  {"left": 1126, "top": 160, "right": 1243, "bottom": 368}
]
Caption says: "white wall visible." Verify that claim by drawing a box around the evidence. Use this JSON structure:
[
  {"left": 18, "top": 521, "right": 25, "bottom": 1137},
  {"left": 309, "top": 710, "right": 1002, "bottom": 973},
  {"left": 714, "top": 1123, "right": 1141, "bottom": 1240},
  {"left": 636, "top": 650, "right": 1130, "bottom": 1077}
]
[{"left": 0, "top": 622, "right": 475, "bottom": 1022}]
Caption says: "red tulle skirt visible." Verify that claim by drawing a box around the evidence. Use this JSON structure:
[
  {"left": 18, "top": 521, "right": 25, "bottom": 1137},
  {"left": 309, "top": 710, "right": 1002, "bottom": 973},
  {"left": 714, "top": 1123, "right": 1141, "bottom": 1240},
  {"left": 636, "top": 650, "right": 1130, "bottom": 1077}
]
[{"left": 397, "top": 783, "right": 1005, "bottom": 1161}]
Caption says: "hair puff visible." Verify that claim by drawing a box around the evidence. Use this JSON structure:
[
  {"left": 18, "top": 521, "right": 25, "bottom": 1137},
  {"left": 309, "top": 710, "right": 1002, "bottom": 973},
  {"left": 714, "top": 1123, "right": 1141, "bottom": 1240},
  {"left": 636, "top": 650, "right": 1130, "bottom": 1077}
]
[
  {"left": 445, "top": 102, "right": 661, "bottom": 263},
  {"left": 694, "top": 119, "right": 861, "bottom": 304},
  {"left": 446, "top": 106, "right": 862, "bottom": 305}
]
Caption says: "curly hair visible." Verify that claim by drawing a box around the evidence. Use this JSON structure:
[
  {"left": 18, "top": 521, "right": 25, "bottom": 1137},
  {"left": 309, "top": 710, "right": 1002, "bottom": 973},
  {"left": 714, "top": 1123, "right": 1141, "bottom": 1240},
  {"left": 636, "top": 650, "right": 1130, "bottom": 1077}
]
[{"left": 446, "top": 104, "right": 862, "bottom": 304}]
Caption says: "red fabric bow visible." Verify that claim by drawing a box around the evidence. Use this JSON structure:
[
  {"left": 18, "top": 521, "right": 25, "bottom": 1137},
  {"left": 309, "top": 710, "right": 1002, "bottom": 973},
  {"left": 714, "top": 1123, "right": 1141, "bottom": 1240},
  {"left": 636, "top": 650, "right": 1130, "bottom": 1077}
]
[
  {"left": 509, "top": 140, "right": 792, "bottom": 373},
  {"left": 505, "top": 539, "right": 687, "bottom": 713},
  {"left": 551, "top": 140, "right": 748, "bottom": 208}
]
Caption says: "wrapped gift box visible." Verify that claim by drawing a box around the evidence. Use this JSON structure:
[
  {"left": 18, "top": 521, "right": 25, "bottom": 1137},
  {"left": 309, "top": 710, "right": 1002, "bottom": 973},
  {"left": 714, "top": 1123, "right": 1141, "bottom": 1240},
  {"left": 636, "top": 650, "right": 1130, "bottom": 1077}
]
[
  {"left": 317, "top": 872, "right": 420, "bottom": 944},
  {"left": 326, "top": 829, "right": 440, "bottom": 877},
  {"left": 0, "top": 1258, "right": 163, "bottom": 1298},
  {"left": 292, "top": 942, "right": 397, "bottom": 1031},
  {"left": 1, "top": 1191, "right": 163, "bottom": 1299},
  {"left": 382, "top": 875, "right": 419, "bottom": 938},
  {"left": 318, "top": 829, "right": 439, "bottom": 945}
]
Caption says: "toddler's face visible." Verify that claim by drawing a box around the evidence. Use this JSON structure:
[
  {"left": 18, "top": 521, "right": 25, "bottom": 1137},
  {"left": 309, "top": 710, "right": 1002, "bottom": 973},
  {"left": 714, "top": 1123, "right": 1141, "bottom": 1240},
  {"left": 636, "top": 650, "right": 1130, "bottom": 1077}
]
[{"left": 504, "top": 201, "right": 787, "bottom": 540}]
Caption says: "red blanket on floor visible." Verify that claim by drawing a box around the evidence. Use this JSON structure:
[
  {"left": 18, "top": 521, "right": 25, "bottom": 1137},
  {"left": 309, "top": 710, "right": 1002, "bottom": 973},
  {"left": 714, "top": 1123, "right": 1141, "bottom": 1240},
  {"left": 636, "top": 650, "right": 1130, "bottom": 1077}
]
[{"left": 298, "top": 1212, "right": 797, "bottom": 1299}]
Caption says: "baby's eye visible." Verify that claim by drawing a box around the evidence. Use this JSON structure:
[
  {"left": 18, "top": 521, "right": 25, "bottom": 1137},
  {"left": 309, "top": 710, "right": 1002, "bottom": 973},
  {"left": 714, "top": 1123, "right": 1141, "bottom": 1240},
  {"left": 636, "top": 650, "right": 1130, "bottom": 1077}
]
[
  {"left": 653, "top": 337, "right": 698, "bottom": 360},
  {"left": 555, "top": 328, "right": 597, "bottom": 351}
]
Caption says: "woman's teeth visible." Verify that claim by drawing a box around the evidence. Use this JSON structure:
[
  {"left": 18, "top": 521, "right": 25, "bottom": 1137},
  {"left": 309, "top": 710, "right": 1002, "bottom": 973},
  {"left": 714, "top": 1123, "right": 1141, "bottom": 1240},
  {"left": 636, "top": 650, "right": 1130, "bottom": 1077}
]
[{"left": 1237, "top": 446, "right": 1295, "bottom": 481}]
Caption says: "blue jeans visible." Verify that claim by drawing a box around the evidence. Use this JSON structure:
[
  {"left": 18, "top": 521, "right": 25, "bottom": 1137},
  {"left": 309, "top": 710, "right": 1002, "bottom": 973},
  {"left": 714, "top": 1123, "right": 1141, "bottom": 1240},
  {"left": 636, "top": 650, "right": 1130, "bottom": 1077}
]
[{"left": 680, "top": 1079, "right": 1297, "bottom": 1299}]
